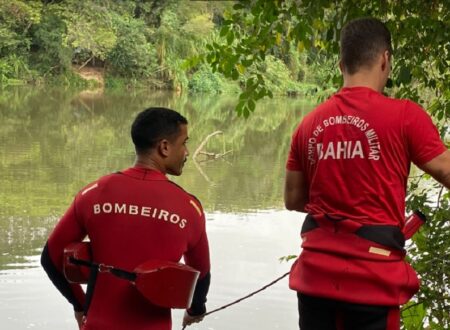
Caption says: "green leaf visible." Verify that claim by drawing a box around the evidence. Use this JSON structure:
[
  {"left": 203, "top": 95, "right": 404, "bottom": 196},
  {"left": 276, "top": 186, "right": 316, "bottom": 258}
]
[
  {"left": 386, "top": 78, "right": 393, "bottom": 88},
  {"left": 231, "top": 68, "right": 239, "bottom": 80},
  {"left": 239, "top": 91, "right": 249, "bottom": 100},
  {"left": 402, "top": 302, "right": 426, "bottom": 330},
  {"left": 248, "top": 99, "right": 256, "bottom": 112},
  {"left": 233, "top": 3, "right": 244, "bottom": 11},
  {"left": 242, "top": 59, "right": 253, "bottom": 67},
  {"left": 242, "top": 106, "right": 250, "bottom": 118},
  {"left": 227, "top": 31, "right": 235, "bottom": 45},
  {"left": 398, "top": 66, "right": 412, "bottom": 85},
  {"left": 279, "top": 255, "right": 298, "bottom": 263},
  {"left": 220, "top": 26, "right": 229, "bottom": 37},
  {"left": 236, "top": 100, "right": 245, "bottom": 113},
  {"left": 251, "top": 5, "right": 260, "bottom": 17}
]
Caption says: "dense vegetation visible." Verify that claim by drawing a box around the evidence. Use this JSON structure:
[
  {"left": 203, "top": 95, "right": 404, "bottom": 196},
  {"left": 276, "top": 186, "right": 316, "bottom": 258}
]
[{"left": 0, "top": 0, "right": 319, "bottom": 95}]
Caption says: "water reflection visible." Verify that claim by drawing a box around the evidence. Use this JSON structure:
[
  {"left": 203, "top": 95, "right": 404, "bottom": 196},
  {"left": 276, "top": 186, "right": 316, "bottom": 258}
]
[
  {"left": 0, "top": 86, "right": 312, "bottom": 329},
  {"left": 1, "top": 87, "right": 312, "bottom": 267}
]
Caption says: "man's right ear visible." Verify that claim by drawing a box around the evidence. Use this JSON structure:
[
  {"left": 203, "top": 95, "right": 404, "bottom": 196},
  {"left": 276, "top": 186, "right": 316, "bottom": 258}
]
[
  {"left": 157, "top": 139, "right": 170, "bottom": 158},
  {"left": 338, "top": 60, "right": 344, "bottom": 73}
]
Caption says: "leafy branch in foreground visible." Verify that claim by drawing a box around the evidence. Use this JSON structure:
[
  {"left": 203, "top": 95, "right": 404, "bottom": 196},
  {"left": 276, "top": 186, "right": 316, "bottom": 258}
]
[{"left": 205, "top": 0, "right": 449, "bottom": 122}]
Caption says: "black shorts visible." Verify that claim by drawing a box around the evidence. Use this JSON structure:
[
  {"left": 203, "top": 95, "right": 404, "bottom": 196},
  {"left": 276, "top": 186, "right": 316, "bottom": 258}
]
[{"left": 297, "top": 293, "right": 400, "bottom": 330}]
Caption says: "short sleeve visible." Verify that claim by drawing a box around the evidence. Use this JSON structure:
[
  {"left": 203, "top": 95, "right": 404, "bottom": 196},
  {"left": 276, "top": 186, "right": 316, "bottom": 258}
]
[
  {"left": 286, "top": 125, "right": 303, "bottom": 171},
  {"left": 404, "top": 101, "right": 447, "bottom": 166}
]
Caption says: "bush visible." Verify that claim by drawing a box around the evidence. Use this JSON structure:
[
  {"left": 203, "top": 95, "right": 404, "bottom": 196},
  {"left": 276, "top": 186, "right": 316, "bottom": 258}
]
[
  {"left": 0, "top": 55, "right": 35, "bottom": 86},
  {"left": 107, "top": 18, "right": 158, "bottom": 78},
  {"left": 188, "top": 65, "right": 223, "bottom": 93},
  {"left": 30, "top": 13, "right": 71, "bottom": 75},
  {"left": 262, "top": 55, "right": 309, "bottom": 95}
]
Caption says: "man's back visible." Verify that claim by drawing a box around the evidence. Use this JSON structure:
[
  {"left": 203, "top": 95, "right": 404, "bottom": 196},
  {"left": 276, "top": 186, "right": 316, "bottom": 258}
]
[
  {"left": 284, "top": 17, "right": 449, "bottom": 330},
  {"left": 47, "top": 167, "right": 209, "bottom": 330},
  {"left": 287, "top": 86, "right": 446, "bottom": 225}
]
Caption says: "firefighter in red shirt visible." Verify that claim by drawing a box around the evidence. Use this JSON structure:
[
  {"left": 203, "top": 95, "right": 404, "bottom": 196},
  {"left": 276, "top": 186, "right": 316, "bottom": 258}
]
[
  {"left": 285, "top": 18, "right": 450, "bottom": 330},
  {"left": 41, "top": 107, "right": 210, "bottom": 329}
]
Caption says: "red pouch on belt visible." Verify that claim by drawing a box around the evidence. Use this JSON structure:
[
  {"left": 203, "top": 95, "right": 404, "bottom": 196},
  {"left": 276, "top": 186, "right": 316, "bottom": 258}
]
[
  {"left": 63, "top": 242, "right": 199, "bottom": 309},
  {"left": 63, "top": 242, "right": 92, "bottom": 283},
  {"left": 134, "top": 260, "right": 199, "bottom": 308}
]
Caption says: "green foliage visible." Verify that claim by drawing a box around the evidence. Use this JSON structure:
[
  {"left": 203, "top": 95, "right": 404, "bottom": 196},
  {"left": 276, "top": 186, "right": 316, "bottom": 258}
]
[
  {"left": 57, "top": 0, "right": 117, "bottom": 63},
  {"left": 132, "top": 0, "right": 170, "bottom": 27},
  {"left": 30, "top": 11, "right": 71, "bottom": 74},
  {"left": 206, "top": 0, "right": 449, "bottom": 119},
  {"left": 406, "top": 179, "right": 450, "bottom": 329},
  {"left": 260, "top": 55, "right": 315, "bottom": 96},
  {"left": 188, "top": 64, "right": 223, "bottom": 94},
  {"left": 0, "top": 0, "right": 42, "bottom": 84},
  {"left": 402, "top": 302, "right": 426, "bottom": 330},
  {"left": 107, "top": 17, "right": 157, "bottom": 78},
  {"left": 45, "top": 70, "right": 92, "bottom": 88},
  {"left": 149, "top": 1, "right": 220, "bottom": 89},
  {"left": 0, "top": 0, "right": 42, "bottom": 56},
  {"left": 104, "top": 75, "right": 128, "bottom": 89},
  {"left": 1, "top": 0, "right": 310, "bottom": 92},
  {"left": 0, "top": 54, "right": 35, "bottom": 85}
]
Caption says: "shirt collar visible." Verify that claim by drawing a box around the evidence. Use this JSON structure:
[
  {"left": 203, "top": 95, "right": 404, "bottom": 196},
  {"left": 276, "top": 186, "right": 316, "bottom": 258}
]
[
  {"left": 339, "top": 86, "right": 379, "bottom": 95},
  {"left": 120, "top": 166, "right": 168, "bottom": 181}
]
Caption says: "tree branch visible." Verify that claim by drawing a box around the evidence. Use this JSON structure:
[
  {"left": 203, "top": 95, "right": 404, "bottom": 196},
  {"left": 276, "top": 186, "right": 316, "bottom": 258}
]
[{"left": 193, "top": 131, "right": 223, "bottom": 160}]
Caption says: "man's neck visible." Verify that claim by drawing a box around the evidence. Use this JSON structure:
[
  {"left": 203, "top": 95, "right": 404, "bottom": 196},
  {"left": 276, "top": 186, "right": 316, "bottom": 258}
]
[
  {"left": 134, "top": 156, "right": 166, "bottom": 174},
  {"left": 342, "top": 71, "right": 384, "bottom": 93}
]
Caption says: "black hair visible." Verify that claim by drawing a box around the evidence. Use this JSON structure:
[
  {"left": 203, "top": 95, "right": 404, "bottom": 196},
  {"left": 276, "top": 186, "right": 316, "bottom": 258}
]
[
  {"left": 340, "top": 17, "right": 392, "bottom": 74},
  {"left": 131, "top": 107, "right": 188, "bottom": 153}
]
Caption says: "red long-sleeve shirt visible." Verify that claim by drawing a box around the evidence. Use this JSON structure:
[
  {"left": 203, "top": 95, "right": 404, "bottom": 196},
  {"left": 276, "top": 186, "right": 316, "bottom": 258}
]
[{"left": 42, "top": 166, "right": 210, "bottom": 330}]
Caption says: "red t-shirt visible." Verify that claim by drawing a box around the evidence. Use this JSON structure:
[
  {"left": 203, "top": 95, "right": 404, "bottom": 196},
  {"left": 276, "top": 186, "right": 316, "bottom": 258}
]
[
  {"left": 287, "top": 86, "right": 446, "bottom": 226},
  {"left": 46, "top": 166, "right": 210, "bottom": 330}
]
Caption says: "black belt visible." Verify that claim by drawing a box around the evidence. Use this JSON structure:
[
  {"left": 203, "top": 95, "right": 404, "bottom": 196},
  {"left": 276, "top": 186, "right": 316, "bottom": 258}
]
[
  {"left": 302, "top": 214, "right": 405, "bottom": 250},
  {"left": 69, "top": 257, "right": 137, "bottom": 315}
]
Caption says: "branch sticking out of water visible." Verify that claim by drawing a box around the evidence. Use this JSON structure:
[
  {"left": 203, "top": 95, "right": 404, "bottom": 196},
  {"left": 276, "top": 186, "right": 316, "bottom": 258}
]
[{"left": 193, "top": 131, "right": 233, "bottom": 162}]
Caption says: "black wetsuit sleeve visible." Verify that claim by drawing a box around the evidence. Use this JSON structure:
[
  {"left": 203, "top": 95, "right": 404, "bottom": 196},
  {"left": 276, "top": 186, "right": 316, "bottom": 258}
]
[
  {"left": 41, "top": 243, "right": 84, "bottom": 312},
  {"left": 188, "top": 272, "right": 211, "bottom": 316}
]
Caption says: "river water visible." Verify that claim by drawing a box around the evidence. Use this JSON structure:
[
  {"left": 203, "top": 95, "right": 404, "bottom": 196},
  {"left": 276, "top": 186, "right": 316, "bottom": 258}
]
[{"left": 0, "top": 87, "right": 313, "bottom": 330}]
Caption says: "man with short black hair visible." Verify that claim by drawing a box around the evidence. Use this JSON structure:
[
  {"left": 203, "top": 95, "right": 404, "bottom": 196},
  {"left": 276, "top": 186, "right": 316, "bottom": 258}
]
[
  {"left": 285, "top": 18, "right": 449, "bottom": 330},
  {"left": 42, "top": 107, "right": 210, "bottom": 329}
]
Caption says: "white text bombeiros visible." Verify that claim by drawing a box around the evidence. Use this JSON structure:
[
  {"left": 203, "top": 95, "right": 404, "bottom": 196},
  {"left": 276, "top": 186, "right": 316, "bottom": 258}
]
[{"left": 93, "top": 203, "right": 187, "bottom": 229}]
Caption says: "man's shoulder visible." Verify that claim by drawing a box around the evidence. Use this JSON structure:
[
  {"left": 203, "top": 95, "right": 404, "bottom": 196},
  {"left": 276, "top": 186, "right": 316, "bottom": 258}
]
[
  {"left": 302, "top": 97, "right": 336, "bottom": 121},
  {"left": 76, "top": 172, "right": 120, "bottom": 197},
  {"left": 165, "top": 180, "right": 205, "bottom": 218},
  {"left": 166, "top": 180, "right": 203, "bottom": 206},
  {"left": 376, "top": 92, "right": 405, "bottom": 104},
  {"left": 377, "top": 95, "right": 428, "bottom": 118}
]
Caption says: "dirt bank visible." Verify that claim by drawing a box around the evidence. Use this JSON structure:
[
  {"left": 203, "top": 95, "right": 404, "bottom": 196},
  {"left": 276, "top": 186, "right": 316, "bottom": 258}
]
[{"left": 73, "top": 65, "right": 105, "bottom": 87}]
